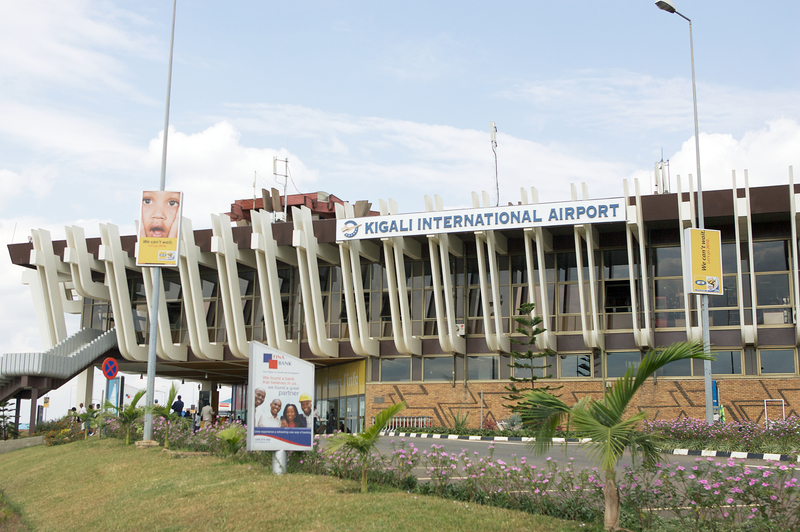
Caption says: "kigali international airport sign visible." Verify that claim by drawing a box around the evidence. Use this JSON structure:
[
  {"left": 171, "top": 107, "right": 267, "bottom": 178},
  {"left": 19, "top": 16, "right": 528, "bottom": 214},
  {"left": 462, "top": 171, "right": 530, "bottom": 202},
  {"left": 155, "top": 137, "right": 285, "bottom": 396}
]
[{"left": 336, "top": 198, "right": 626, "bottom": 241}]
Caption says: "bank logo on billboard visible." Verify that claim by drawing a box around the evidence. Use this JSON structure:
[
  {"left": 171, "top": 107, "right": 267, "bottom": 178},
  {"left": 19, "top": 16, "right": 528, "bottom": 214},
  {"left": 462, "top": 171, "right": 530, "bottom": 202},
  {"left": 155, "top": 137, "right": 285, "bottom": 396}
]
[
  {"left": 341, "top": 220, "right": 361, "bottom": 238},
  {"left": 263, "top": 353, "right": 279, "bottom": 369}
]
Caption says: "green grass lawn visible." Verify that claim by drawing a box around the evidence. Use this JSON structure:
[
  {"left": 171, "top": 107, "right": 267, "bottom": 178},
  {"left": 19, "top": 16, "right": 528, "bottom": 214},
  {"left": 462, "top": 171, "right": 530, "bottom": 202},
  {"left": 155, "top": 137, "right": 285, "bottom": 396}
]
[{"left": 0, "top": 439, "right": 587, "bottom": 531}]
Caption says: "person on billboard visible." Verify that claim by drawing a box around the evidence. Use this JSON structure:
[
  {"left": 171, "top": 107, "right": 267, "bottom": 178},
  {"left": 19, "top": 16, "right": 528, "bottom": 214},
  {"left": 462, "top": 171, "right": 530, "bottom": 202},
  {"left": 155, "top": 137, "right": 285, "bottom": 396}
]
[
  {"left": 257, "top": 398, "right": 282, "bottom": 427},
  {"left": 140, "top": 191, "right": 181, "bottom": 238},
  {"left": 254, "top": 387, "right": 266, "bottom": 409},
  {"left": 282, "top": 404, "right": 305, "bottom": 428},
  {"left": 298, "top": 393, "right": 318, "bottom": 429}
]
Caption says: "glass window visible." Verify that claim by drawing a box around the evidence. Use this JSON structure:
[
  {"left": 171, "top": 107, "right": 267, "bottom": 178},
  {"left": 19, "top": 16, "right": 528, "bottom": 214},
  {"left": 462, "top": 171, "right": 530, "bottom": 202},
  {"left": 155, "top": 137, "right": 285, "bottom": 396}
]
[
  {"left": 711, "top": 351, "right": 742, "bottom": 375},
  {"left": 654, "top": 279, "right": 685, "bottom": 309},
  {"left": 653, "top": 247, "right": 683, "bottom": 277},
  {"left": 424, "top": 357, "right": 452, "bottom": 381},
  {"left": 606, "top": 351, "right": 641, "bottom": 378},
  {"left": 753, "top": 241, "right": 790, "bottom": 272},
  {"left": 760, "top": 349, "right": 796, "bottom": 374},
  {"left": 558, "top": 284, "right": 584, "bottom": 314},
  {"left": 468, "top": 356, "right": 498, "bottom": 380},
  {"left": 657, "top": 359, "right": 692, "bottom": 377},
  {"left": 559, "top": 354, "right": 593, "bottom": 378},
  {"left": 381, "top": 358, "right": 410, "bottom": 381},
  {"left": 512, "top": 360, "right": 544, "bottom": 379},
  {"left": 603, "top": 249, "right": 630, "bottom": 279},
  {"left": 756, "top": 274, "right": 790, "bottom": 306}
]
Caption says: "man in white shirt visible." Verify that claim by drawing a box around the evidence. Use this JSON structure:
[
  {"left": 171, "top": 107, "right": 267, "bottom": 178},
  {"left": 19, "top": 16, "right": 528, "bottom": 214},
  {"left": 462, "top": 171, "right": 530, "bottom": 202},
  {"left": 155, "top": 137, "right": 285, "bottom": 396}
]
[
  {"left": 257, "top": 398, "right": 282, "bottom": 427},
  {"left": 200, "top": 403, "right": 214, "bottom": 429}
]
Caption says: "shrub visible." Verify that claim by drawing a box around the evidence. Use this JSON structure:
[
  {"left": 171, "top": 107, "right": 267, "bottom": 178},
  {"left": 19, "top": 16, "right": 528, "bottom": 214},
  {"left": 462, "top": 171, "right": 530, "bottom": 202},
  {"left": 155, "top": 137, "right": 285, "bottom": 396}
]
[{"left": 39, "top": 416, "right": 84, "bottom": 446}]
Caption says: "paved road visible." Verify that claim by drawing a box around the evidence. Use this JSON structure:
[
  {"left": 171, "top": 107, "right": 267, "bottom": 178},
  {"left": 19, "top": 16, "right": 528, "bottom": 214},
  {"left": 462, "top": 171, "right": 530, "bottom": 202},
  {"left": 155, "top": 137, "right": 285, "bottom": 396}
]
[{"left": 372, "top": 436, "right": 796, "bottom": 480}]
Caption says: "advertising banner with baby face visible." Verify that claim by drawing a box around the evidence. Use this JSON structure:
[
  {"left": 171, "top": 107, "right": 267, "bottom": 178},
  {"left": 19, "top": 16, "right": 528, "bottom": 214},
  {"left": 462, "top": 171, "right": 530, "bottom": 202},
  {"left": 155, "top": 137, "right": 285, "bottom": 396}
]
[
  {"left": 136, "top": 190, "right": 183, "bottom": 267},
  {"left": 247, "top": 341, "right": 315, "bottom": 452}
]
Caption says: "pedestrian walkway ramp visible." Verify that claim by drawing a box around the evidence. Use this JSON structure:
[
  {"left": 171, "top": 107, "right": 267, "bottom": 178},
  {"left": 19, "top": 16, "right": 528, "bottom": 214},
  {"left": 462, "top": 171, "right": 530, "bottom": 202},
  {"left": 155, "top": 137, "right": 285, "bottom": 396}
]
[{"left": 0, "top": 328, "right": 118, "bottom": 404}]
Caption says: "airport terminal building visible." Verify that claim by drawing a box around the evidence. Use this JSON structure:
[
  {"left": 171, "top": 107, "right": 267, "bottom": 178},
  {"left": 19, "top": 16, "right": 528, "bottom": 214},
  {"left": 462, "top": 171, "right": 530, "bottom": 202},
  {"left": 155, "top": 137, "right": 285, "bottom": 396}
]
[{"left": 3, "top": 171, "right": 800, "bottom": 431}]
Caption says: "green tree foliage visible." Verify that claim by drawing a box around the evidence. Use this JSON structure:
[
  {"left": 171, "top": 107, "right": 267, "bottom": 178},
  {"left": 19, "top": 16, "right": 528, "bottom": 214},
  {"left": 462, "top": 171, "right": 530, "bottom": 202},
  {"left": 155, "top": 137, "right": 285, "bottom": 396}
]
[
  {"left": 217, "top": 425, "right": 246, "bottom": 456},
  {"left": 146, "top": 383, "right": 184, "bottom": 449},
  {"left": 0, "top": 401, "right": 18, "bottom": 441},
  {"left": 106, "top": 389, "right": 146, "bottom": 445},
  {"left": 503, "top": 303, "right": 560, "bottom": 414},
  {"left": 517, "top": 341, "right": 713, "bottom": 531},
  {"left": 326, "top": 401, "right": 406, "bottom": 494}
]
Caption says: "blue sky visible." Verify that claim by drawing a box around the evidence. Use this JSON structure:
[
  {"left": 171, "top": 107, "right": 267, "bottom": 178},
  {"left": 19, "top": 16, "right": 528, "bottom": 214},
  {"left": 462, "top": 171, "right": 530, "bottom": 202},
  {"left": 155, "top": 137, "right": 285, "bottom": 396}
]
[{"left": 1, "top": 1, "right": 799, "bottom": 414}]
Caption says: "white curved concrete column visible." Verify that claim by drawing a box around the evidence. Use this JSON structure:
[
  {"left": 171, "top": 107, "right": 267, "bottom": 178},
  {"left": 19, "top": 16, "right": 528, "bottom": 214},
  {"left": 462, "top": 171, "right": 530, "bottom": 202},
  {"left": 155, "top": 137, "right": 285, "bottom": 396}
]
[
  {"left": 519, "top": 187, "right": 557, "bottom": 352},
  {"left": 28, "top": 229, "right": 68, "bottom": 348},
  {"left": 788, "top": 167, "right": 800, "bottom": 346},
  {"left": 623, "top": 179, "right": 654, "bottom": 350},
  {"left": 210, "top": 214, "right": 250, "bottom": 359},
  {"left": 733, "top": 171, "right": 758, "bottom": 347},
  {"left": 292, "top": 205, "right": 339, "bottom": 358},
  {"left": 471, "top": 191, "right": 510, "bottom": 354},
  {"left": 178, "top": 218, "right": 223, "bottom": 360},
  {"left": 251, "top": 210, "right": 299, "bottom": 356},
  {"left": 570, "top": 184, "right": 603, "bottom": 351},
  {"left": 334, "top": 203, "right": 379, "bottom": 357},
  {"left": 379, "top": 199, "right": 422, "bottom": 356},
  {"left": 424, "top": 195, "right": 465, "bottom": 355},
  {"left": 21, "top": 268, "right": 54, "bottom": 349},
  {"left": 674, "top": 176, "right": 699, "bottom": 342},
  {"left": 64, "top": 225, "right": 110, "bottom": 301},
  {"left": 141, "top": 267, "right": 187, "bottom": 361},
  {"left": 99, "top": 223, "right": 147, "bottom": 361}
]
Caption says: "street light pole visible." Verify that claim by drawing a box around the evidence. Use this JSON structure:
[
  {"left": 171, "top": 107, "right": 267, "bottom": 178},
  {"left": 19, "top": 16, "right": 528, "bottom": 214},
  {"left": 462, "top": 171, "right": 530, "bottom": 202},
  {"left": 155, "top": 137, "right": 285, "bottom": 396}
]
[
  {"left": 656, "top": 0, "right": 714, "bottom": 425},
  {"left": 144, "top": 0, "right": 178, "bottom": 441}
]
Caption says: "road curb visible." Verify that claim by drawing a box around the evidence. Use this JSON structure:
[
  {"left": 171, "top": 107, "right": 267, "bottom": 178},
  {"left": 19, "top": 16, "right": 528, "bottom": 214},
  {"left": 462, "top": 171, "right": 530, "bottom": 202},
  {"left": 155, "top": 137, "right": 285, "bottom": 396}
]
[{"left": 381, "top": 431, "right": 799, "bottom": 463}]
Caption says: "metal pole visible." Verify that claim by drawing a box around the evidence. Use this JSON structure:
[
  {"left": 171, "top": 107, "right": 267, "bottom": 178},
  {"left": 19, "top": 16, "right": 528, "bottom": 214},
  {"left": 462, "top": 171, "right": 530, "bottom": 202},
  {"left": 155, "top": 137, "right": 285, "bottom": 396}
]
[
  {"left": 480, "top": 390, "right": 484, "bottom": 429},
  {"left": 144, "top": 0, "right": 178, "bottom": 442},
  {"left": 668, "top": 7, "right": 713, "bottom": 425}
]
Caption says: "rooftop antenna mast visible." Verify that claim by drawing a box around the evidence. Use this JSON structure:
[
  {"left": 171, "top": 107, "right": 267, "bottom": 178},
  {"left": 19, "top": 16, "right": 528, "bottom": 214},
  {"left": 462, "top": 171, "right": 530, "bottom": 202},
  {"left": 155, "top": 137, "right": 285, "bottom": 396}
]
[
  {"left": 273, "top": 156, "right": 289, "bottom": 219},
  {"left": 654, "top": 149, "right": 670, "bottom": 194},
  {"left": 490, "top": 121, "right": 499, "bottom": 206}
]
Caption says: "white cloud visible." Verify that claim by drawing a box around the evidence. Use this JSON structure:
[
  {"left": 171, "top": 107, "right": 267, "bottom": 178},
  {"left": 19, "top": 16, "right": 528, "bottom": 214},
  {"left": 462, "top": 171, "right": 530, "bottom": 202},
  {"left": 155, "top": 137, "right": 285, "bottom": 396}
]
[
  {"left": 380, "top": 33, "right": 464, "bottom": 82},
  {"left": 0, "top": 0, "right": 159, "bottom": 103},
  {"left": 142, "top": 121, "right": 319, "bottom": 224},
  {"left": 500, "top": 70, "right": 800, "bottom": 138},
  {"left": 0, "top": 99, "right": 146, "bottom": 168},
  {"left": 0, "top": 165, "right": 59, "bottom": 210},
  {"left": 666, "top": 118, "right": 800, "bottom": 191}
]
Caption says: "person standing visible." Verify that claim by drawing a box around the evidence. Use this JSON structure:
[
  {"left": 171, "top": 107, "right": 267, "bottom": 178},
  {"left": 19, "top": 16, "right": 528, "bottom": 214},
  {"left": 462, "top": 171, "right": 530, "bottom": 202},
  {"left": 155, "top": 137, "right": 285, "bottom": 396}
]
[
  {"left": 171, "top": 395, "right": 184, "bottom": 416},
  {"left": 326, "top": 408, "right": 336, "bottom": 434},
  {"left": 200, "top": 402, "right": 214, "bottom": 429}
]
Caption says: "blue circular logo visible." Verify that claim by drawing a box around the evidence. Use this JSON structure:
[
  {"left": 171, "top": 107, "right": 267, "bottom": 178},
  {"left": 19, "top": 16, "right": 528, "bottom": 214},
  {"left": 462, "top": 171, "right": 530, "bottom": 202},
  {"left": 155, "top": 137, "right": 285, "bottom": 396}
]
[{"left": 342, "top": 220, "right": 360, "bottom": 238}]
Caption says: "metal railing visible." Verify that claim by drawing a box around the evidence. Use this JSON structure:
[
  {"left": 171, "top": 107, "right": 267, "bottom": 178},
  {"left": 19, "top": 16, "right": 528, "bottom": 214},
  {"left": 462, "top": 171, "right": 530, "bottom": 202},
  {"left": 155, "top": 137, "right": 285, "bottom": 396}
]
[{"left": 375, "top": 416, "right": 433, "bottom": 431}]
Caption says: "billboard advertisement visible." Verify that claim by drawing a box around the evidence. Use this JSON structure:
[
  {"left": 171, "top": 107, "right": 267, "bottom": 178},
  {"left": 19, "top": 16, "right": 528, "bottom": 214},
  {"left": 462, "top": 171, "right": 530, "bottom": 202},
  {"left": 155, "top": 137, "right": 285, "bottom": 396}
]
[
  {"left": 683, "top": 228, "right": 723, "bottom": 295},
  {"left": 247, "top": 341, "right": 315, "bottom": 452},
  {"left": 136, "top": 190, "right": 183, "bottom": 267}
]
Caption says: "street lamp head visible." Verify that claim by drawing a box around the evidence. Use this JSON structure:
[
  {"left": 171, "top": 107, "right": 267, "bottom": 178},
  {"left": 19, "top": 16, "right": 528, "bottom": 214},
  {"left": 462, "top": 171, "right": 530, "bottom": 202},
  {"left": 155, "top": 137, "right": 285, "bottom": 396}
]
[{"left": 655, "top": 0, "right": 677, "bottom": 13}]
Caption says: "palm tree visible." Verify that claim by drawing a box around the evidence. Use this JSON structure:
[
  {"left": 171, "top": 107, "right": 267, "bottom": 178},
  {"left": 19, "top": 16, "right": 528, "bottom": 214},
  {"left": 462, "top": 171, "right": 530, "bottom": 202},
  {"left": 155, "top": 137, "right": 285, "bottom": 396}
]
[
  {"left": 517, "top": 341, "right": 713, "bottom": 531},
  {"left": 326, "top": 401, "right": 406, "bottom": 494},
  {"left": 105, "top": 389, "right": 146, "bottom": 445},
  {"left": 146, "top": 383, "right": 182, "bottom": 449}
]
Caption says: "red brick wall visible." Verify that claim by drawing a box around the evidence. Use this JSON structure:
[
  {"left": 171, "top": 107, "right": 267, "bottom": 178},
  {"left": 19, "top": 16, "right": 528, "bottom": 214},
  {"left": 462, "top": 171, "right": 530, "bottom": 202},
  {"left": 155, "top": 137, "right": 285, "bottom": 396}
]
[{"left": 367, "top": 378, "right": 800, "bottom": 429}]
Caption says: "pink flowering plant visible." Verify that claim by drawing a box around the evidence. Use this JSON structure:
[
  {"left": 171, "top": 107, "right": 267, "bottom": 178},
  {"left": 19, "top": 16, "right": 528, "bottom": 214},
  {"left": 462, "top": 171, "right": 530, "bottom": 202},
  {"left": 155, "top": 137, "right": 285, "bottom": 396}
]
[
  {"left": 620, "top": 457, "right": 800, "bottom": 531},
  {"left": 643, "top": 417, "right": 800, "bottom": 455}
]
